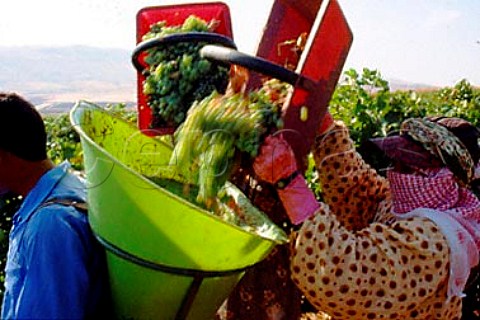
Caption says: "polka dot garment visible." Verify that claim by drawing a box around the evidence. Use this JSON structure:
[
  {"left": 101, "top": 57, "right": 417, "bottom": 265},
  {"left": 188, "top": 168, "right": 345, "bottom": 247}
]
[{"left": 290, "top": 122, "right": 463, "bottom": 319}]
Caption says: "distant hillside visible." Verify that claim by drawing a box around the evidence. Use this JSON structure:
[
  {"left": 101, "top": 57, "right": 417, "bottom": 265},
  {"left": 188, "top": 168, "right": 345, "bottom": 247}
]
[
  {"left": 388, "top": 78, "right": 437, "bottom": 92},
  {"left": 0, "top": 45, "right": 136, "bottom": 106},
  {"left": 0, "top": 45, "right": 434, "bottom": 114}
]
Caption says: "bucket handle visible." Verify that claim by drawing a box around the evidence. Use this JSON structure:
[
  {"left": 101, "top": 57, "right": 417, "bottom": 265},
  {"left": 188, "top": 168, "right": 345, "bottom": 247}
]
[
  {"left": 96, "top": 234, "right": 254, "bottom": 277},
  {"left": 131, "top": 32, "right": 237, "bottom": 73},
  {"left": 200, "top": 44, "right": 317, "bottom": 90},
  {"left": 96, "top": 235, "right": 254, "bottom": 320}
]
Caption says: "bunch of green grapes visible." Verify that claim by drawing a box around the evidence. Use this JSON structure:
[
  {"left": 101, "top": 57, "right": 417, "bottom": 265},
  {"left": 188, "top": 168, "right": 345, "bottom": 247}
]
[
  {"left": 171, "top": 80, "right": 290, "bottom": 207},
  {"left": 142, "top": 15, "right": 230, "bottom": 128}
]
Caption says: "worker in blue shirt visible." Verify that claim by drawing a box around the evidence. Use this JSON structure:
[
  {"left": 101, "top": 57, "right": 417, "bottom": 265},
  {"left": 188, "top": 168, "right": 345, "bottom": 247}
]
[{"left": 0, "top": 92, "right": 110, "bottom": 319}]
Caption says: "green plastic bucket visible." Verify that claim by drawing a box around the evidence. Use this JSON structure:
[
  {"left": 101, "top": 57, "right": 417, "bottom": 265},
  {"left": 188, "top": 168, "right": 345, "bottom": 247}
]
[{"left": 70, "top": 101, "right": 287, "bottom": 320}]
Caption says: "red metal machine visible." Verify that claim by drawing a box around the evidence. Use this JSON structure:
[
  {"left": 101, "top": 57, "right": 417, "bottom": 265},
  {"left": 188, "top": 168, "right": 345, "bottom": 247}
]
[
  {"left": 261, "top": 0, "right": 353, "bottom": 168},
  {"left": 133, "top": 0, "right": 352, "bottom": 169}
]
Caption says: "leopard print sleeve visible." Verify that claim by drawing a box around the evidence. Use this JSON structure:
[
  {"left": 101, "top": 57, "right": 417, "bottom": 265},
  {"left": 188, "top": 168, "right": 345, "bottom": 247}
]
[
  {"left": 289, "top": 121, "right": 460, "bottom": 319},
  {"left": 290, "top": 208, "right": 457, "bottom": 319},
  {"left": 312, "top": 122, "right": 393, "bottom": 230}
]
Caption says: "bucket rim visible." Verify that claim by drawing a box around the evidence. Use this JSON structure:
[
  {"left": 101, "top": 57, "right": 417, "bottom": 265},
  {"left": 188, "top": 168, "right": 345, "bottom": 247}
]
[{"left": 69, "top": 100, "right": 288, "bottom": 244}]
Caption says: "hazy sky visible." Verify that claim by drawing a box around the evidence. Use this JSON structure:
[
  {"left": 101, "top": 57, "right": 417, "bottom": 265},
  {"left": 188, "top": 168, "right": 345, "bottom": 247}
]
[{"left": 1, "top": 0, "right": 479, "bottom": 87}]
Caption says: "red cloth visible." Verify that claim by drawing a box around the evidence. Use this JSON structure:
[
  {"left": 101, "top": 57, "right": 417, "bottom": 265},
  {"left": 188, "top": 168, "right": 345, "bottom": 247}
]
[
  {"left": 388, "top": 167, "right": 480, "bottom": 298},
  {"left": 278, "top": 175, "right": 319, "bottom": 225},
  {"left": 388, "top": 167, "right": 480, "bottom": 222}
]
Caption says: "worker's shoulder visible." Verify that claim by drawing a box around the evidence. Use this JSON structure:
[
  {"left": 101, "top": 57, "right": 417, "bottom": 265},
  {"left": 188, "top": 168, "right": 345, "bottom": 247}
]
[{"left": 29, "top": 196, "right": 89, "bottom": 232}]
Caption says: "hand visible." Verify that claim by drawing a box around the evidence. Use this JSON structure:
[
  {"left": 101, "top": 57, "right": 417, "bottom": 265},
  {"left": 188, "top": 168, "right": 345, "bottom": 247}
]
[
  {"left": 253, "top": 135, "right": 297, "bottom": 184},
  {"left": 254, "top": 135, "right": 319, "bottom": 225}
]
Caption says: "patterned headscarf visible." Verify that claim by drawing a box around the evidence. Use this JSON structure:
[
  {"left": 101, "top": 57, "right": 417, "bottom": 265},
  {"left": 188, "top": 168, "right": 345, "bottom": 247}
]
[{"left": 371, "top": 117, "right": 480, "bottom": 185}]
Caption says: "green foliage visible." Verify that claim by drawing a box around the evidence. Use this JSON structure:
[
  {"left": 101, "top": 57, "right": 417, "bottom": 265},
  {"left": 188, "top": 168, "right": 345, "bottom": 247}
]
[
  {"left": 432, "top": 79, "right": 480, "bottom": 123},
  {"left": 329, "top": 68, "right": 480, "bottom": 172},
  {"left": 0, "top": 195, "right": 23, "bottom": 299},
  {"left": 44, "top": 103, "right": 137, "bottom": 171},
  {"left": 44, "top": 113, "right": 84, "bottom": 170},
  {"left": 330, "top": 68, "right": 424, "bottom": 144},
  {"left": 305, "top": 153, "right": 323, "bottom": 200},
  {"left": 331, "top": 68, "right": 480, "bottom": 147}
]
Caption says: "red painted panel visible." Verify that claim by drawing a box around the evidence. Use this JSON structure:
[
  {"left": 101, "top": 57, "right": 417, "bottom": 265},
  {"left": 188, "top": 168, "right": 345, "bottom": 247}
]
[
  {"left": 281, "top": 0, "right": 353, "bottom": 170},
  {"left": 135, "top": 2, "right": 233, "bottom": 135}
]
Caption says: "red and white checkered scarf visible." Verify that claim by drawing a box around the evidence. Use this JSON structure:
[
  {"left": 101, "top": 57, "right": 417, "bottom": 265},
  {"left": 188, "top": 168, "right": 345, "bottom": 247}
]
[{"left": 388, "top": 167, "right": 480, "bottom": 299}]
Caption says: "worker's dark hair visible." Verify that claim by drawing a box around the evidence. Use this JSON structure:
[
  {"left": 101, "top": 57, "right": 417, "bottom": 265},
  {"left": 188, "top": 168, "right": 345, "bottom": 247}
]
[{"left": 0, "top": 92, "right": 47, "bottom": 161}]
